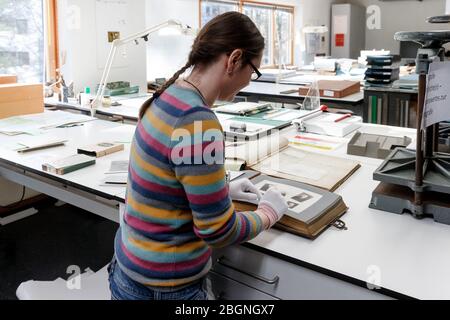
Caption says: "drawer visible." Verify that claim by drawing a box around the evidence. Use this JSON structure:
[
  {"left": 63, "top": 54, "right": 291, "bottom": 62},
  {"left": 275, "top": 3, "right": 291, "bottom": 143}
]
[
  {"left": 207, "top": 271, "right": 278, "bottom": 300},
  {"left": 211, "top": 245, "right": 393, "bottom": 300}
]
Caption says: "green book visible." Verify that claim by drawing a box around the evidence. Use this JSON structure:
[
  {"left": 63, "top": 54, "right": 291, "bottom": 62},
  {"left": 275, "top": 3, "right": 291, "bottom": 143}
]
[
  {"left": 42, "top": 154, "right": 96, "bottom": 175},
  {"left": 371, "top": 96, "right": 378, "bottom": 124}
]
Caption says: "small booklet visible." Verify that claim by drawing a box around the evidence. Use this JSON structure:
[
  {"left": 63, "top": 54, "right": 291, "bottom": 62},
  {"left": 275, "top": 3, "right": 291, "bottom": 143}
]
[
  {"left": 42, "top": 154, "right": 96, "bottom": 175},
  {"left": 233, "top": 174, "right": 348, "bottom": 239},
  {"left": 77, "top": 142, "right": 124, "bottom": 158}
]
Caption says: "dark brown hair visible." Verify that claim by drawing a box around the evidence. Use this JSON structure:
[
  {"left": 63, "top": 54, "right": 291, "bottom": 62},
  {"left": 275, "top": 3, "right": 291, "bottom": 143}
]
[{"left": 139, "top": 11, "right": 265, "bottom": 119}]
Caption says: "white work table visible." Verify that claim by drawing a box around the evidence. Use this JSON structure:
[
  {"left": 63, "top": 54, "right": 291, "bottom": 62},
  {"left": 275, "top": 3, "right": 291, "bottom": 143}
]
[
  {"left": 241, "top": 124, "right": 450, "bottom": 300},
  {"left": 1, "top": 110, "right": 449, "bottom": 299},
  {"left": 0, "top": 117, "right": 133, "bottom": 222}
]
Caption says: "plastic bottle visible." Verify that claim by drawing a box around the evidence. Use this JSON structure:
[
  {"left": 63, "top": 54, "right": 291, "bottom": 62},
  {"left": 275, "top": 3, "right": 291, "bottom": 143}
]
[{"left": 81, "top": 87, "right": 91, "bottom": 107}]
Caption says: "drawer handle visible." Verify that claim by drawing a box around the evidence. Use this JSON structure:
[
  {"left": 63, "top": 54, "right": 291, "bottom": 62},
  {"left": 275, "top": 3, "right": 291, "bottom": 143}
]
[{"left": 216, "top": 256, "right": 280, "bottom": 285}]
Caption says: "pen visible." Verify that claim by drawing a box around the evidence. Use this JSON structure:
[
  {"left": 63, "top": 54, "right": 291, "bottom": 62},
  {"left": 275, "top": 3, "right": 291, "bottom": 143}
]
[
  {"left": 334, "top": 114, "right": 352, "bottom": 123},
  {"left": 17, "top": 142, "right": 66, "bottom": 153}
]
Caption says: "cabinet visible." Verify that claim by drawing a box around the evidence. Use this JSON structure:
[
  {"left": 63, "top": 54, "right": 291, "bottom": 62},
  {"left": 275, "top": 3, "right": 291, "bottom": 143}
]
[
  {"left": 207, "top": 271, "right": 278, "bottom": 300},
  {"left": 331, "top": 4, "right": 366, "bottom": 59},
  {"left": 210, "top": 245, "right": 393, "bottom": 300}
]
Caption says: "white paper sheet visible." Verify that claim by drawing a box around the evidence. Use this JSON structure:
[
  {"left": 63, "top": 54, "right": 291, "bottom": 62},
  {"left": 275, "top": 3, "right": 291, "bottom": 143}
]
[{"left": 422, "top": 62, "right": 450, "bottom": 129}]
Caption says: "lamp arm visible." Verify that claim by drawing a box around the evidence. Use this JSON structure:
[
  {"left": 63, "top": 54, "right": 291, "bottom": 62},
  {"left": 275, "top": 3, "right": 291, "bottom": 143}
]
[
  {"left": 92, "top": 44, "right": 117, "bottom": 108},
  {"left": 117, "top": 19, "right": 181, "bottom": 46},
  {"left": 90, "top": 19, "right": 182, "bottom": 111}
]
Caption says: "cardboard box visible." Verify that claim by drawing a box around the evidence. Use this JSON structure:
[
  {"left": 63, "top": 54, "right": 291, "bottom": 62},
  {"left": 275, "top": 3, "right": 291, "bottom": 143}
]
[
  {"left": 0, "top": 83, "right": 44, "bottom": 119},
  {"left": 299, "top": 80, "right": 361, "bottom": 98},
  {"left": 0, "top": 74, "right": 18, "bottom": 85}
]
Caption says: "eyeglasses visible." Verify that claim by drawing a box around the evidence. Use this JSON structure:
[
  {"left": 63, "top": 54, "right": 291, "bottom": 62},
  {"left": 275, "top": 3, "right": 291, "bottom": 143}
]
[{"left": 248, "top": 60, "right": 262, "bottom": 81}]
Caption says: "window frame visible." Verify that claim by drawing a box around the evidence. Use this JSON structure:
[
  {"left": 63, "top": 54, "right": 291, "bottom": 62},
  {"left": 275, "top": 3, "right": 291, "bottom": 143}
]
[
  {"left": 44, "top": 0, "right": 59, "bottom": 82},
  {"left": 199, "top": 0, "right": 295, "bottom": 68}
]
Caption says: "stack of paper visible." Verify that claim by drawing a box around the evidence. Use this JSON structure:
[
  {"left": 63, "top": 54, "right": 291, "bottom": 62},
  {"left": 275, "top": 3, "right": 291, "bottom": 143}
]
[
  {"left": 293, "top": 112, "right": 363, "bottom": 137},
  {"left": 0, "top": 111, "right": 95, "bottom": 135},
  {"left": 256, "top": 69, "right": 297, "bottom": 82}
]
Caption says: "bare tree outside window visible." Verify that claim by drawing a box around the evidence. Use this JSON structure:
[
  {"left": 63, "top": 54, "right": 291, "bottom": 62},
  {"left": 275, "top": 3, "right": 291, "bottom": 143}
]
[
  {"left": 0, "top": 0, "right": 44, "bottom": 83},
  {"left": 242, "top": 4, "right": 273, "bottom": 66},
  {"left": 274, "top": 8, "right": 292, "bottom": 67},
  {"left": 200, "top": 0, "right": 239, "bottom": 27},
  {"left": 200, "top": 0, "right": 294, "bottom": 67}
]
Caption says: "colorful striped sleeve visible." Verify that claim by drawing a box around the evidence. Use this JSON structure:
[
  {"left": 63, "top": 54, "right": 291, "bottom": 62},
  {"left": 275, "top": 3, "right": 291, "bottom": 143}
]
[{"left": 169, "top": 106, "right": 265, "bottom": 248}]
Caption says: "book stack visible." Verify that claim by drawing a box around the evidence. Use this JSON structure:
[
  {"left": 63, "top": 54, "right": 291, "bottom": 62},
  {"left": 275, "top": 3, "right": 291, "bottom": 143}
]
[
  {"left": 364, "top": 55, "right": 401, "bottom": 86},
  {"left": 256, "top": 69, "right": 297, "bottom": 82}
]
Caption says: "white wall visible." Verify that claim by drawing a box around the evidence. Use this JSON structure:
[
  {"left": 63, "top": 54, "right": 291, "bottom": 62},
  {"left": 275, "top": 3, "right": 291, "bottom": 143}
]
[
  {"left": 346, "top": 0, "right": 446, "bottom": 53},
  {"left": 446, "top": 0, "right": 450, "bottom": 13},
  {"left": 145, "top": 0, "right": 198, "bottom": 82},
  {"left": 58, "top": 0, "right": 147, "bottom": 95}
]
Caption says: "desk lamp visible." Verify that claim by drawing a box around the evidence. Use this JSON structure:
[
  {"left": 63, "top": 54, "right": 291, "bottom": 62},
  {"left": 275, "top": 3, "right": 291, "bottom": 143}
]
[{"left": 91, "top": 20, "right": 195, "bottom": 115}]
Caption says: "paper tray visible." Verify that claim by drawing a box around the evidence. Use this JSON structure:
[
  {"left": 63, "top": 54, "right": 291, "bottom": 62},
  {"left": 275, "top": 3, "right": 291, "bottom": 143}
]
[{"left": 347, "top": 132, "right": 412, "bottom": 159}]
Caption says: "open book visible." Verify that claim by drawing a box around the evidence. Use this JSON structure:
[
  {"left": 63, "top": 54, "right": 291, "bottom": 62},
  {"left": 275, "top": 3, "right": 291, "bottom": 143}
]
[
  {"left": 225, "top": 136, "right": 360, "bottom": 191},
  {"left": 233, "top": 174, "right": 348, "bottom": 239}
]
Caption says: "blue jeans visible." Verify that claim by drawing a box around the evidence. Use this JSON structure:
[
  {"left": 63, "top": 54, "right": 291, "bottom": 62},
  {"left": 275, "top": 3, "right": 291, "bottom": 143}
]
[{"left": 107, "top": 257, "right": 208, "bottom": 300}]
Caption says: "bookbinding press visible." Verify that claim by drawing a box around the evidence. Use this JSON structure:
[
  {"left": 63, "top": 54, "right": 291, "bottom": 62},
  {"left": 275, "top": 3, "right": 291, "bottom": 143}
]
[{"left": 370, "top": 15, "right": 450, "bottom": 224}]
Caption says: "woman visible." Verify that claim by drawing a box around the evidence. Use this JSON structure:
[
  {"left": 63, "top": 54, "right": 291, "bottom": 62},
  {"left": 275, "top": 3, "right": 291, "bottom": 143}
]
[{"left": 108, "top": 11, "right": 288, "bottom": 300}]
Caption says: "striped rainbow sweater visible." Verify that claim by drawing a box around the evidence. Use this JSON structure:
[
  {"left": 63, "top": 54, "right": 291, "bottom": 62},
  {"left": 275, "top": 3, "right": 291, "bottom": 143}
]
[{"left": 114, "top": 83, "right": 265, "bottom": 288}]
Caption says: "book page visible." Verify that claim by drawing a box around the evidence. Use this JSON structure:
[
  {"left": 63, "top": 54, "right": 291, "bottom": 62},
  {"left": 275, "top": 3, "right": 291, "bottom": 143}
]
[
  {"left": 251, "top": 146, "right": 360, "bottom": 191},
  {"left": 225, "top": 135, "right": 289, "bottom": 166},
  {"left": 252, "top": 179, "right": 322, "bottom": 222}
]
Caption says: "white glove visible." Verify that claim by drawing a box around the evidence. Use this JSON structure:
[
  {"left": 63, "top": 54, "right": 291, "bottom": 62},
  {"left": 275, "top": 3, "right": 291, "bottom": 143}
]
[
  {"left": 229, "top": 178, "right": 262, "bottom": 203},
  {"left": 257, "top": 187, "right": 288, "bottom": 228}
]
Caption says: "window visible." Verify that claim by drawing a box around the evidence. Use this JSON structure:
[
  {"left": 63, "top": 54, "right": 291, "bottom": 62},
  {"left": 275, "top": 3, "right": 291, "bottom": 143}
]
[
  {"left": 0, "top": 0, "right": 58, "bottom": 83},
  {"left": 200, "top": 0, "right": 294, "bottom": 67},
  {"left": 0, "top": 0, "right": 45, "bottom": 82},
  {"left": 200, "top": 0, "right": 239, "bottom": 27}
]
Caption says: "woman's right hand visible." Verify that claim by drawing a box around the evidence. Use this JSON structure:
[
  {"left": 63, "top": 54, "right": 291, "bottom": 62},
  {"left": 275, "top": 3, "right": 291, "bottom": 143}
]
[{"left": 257, "top": 187, "right": 288, "bottom": 229}]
